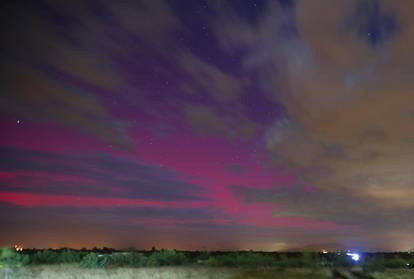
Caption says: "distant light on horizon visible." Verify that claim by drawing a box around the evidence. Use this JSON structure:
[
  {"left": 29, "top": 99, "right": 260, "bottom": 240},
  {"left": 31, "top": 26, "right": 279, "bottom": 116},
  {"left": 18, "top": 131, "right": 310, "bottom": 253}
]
[
  {"left": 14, "top": 244, "right": 23, "bottom": 252},
  {"left": 346, "top": 252, "right": 360, "bottom": 262}
]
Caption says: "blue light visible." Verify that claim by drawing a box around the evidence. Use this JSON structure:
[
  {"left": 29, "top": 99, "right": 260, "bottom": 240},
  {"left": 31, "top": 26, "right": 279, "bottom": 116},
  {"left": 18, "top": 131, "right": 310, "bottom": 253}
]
[{"left": 346, "top": 252, "right": 360, "bottom": 262}]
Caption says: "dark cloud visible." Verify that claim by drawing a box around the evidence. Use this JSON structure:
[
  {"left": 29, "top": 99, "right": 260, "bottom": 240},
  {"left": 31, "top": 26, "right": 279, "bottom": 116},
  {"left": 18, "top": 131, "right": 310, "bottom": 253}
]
[
  {"left": 1, "top": 0, "right": 272, "bottom": 146},
  {"left": 229, "top": 184, "right": 414, "bottom": 240},
  {"left": 0, "top": 203, "right": 220, "bottom": 228},
  {"left": 0, "top": 147, "right": 207, "bottom": 201},
  {"left": 0, "top": 0, "right": 189, "bottom": 147},
  {"left": 0, "top": 1, "right": 132, "bottom": 147}
]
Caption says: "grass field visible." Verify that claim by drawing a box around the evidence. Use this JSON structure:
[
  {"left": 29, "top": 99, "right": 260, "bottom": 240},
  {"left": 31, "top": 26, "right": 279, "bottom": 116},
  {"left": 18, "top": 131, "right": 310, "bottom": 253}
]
[
  {"left": 369, "top": 270, "right": 414, "bottom": 279},
  {"left": 4, "top": 265, "right": 414, "bottom": 279}
]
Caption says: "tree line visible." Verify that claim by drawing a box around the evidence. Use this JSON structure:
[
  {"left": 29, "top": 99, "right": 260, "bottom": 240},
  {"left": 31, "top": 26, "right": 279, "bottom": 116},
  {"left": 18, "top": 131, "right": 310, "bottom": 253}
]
[{"left": 1, "top": 247, "right": 413, "bottom": 271}]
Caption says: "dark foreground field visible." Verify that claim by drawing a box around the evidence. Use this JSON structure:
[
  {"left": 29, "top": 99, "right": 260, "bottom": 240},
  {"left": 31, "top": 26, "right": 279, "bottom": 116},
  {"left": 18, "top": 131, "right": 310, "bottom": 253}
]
[
  {"left": 5, "top": 265, "right": 414, "bottom": 279},
  {"left": 2, "top": 248, "right": 414, "bottom": 278}
]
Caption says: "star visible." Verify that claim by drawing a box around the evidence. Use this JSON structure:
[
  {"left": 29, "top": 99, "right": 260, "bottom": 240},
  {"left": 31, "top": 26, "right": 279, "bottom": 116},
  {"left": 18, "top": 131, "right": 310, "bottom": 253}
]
[{"left": 16, "top": 120, "right": 20, "bottom": 124}]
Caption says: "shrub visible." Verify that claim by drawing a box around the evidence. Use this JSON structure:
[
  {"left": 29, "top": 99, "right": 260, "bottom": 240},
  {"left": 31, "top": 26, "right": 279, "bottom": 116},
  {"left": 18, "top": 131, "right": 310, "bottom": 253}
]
[
  {"left": 383, "top": 257, "right": 407, "bottom": 268},
  {"left": 274, "top": 254, "right": 288, "bottom": 271},
  {"left": 125, "top": 247, "right": 137, "bottom": 252},
  {"left": 17, "top": 254, "right": 31, "bottom": 266},
  {"left": 146, "top": 250, "right": 187, "bottom": 266},
  {"left": 107, "top": 252, "right": 146, "bottom": 267},
  {"left": 235, "top": 253, "right": 274, "bottom": 268},
  {"left": 0, "top": 248, "right": 22, "bottom": 268},
  {"left": 196, "top": 251, "right": 211, "bottom": 262},
  {"left": 58, "top": 249, "right": 82, "bottom": 263},
  {"left": 363, "top": 256, "right": 386, "bottom": 273},
  {"left": 79, "top": 253, "right": 109, "bottom": 268},
  {"left": 31, "top": 250, "right": 60, "bottom": 264},
  {"left": 332, "top": 253, "right": 353, "bottom": 268},
  {"left": 208, "top": 254, "right": 237, "bottom": 267},
  {"left": 128, "top": 253, "right": 147, "bottom": 267},
  {"left": 301, "top": 251, "right": 313, "bottom": 266},
  {"left": 276, "top": 254, "right": 303, "bottom": 268},
  {"left": 203, "top": 252, "right": 320, "bottom": 268},
  {"left": 203, "top": 256, "right": 219, "bottom": 267},
  {"left": 1, "top": 247, "right": 31, "bottom": 279}
]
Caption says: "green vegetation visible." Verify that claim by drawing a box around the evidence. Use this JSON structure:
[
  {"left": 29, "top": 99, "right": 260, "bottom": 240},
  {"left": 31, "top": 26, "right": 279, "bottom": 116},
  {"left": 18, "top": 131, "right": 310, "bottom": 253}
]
[
  {"left": 58, "top": 249, "right": 83, "bottom": 263},
  {"left": 79, "top": 250, "right": 187, "bottom": 268},
  {"left": 0, "top": 248, "right": 29, "bottom": 279},
  {"left": 1, "top": 247, "right": 414, "bottom": 278},
  {"left": 230, "top": 269, "right": 332, "bottom": 279},
  {"left": 2, "top": 248, "right": 414, "bottom": 269},
  {"left": 362, "top": 255, "right": 411, "bottom": 272},
  {"left": 146, "top": 250, "right": 188, "bottom": 266},
  {"left": 106, "top": 252, "right": 146, "bottom": 267},
  {"left": 80, "top": 252, "right": 110, "bottom": 268}
]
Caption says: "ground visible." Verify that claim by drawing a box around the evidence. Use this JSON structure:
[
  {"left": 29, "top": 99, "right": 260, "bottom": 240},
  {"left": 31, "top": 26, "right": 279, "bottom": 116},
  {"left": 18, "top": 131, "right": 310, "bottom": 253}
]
[{"left": 3, "top": 265, "right": 414, "bottom": 279}]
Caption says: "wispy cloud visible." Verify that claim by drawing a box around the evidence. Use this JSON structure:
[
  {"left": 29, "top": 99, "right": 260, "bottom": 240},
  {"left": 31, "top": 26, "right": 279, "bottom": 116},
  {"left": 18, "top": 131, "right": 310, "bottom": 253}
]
[{"left": 0, "top": 147, "right": 207, "bottom": 202}]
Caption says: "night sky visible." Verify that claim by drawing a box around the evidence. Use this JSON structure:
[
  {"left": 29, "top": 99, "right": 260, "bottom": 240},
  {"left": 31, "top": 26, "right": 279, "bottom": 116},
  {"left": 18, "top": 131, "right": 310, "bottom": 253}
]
[{"left": 1, "top": 0, "right": 414, "bottom": 252}]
